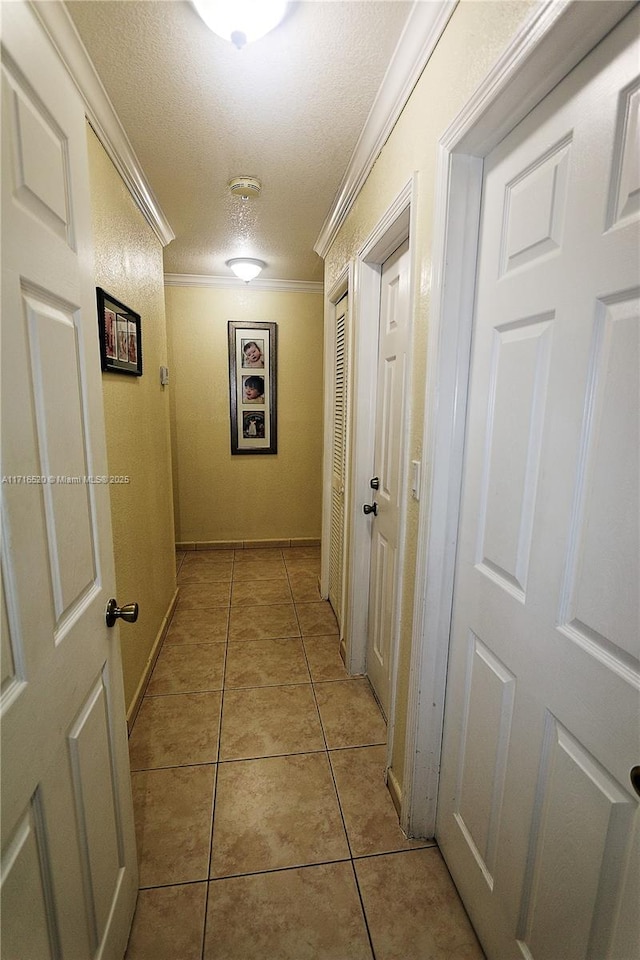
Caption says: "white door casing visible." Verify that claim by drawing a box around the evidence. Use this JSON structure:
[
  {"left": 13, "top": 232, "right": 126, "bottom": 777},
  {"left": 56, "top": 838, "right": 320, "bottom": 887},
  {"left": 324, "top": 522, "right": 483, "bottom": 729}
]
[
  {"left": 437, "top": 10, "right": 639, "bottom": 959},
  {"left": 365, "top": 241, "right": 410, "bottom": 718},
  {"left": 1, "top": 4, "right": 138, "bottom": 957}
]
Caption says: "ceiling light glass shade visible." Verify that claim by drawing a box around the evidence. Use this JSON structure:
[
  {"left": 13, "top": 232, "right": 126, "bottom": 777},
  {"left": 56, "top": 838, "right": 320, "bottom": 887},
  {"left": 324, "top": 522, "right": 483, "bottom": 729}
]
[
  {"left": 192, "top": 1, "right": 287, "bottom": 48},
  {"left": 226, "top": 258, "right": 265, "bottom": 282}
]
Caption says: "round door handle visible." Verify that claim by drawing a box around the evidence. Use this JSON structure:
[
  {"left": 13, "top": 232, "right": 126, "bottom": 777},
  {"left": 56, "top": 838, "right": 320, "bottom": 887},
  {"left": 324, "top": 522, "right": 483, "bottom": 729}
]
[
  {"left": 631, "top": 765, "right": 640, "bottom": 798},
  {"left": 105, "top": 598, "right": 139, "bottom": 628},
  {"left": 363, "top": 502, "right": 378, "bottom": 516}
]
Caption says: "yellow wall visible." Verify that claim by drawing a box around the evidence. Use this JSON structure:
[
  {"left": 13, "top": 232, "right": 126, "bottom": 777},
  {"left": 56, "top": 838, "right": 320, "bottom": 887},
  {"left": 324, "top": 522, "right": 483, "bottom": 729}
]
[
  {"left": 165, "top": 284, "right": 324, "bottom": 544},
  {"left": 325, "top": 1, "right": 535, "bottom": 797},
  {"left": 87, "top": 127, "right": 177, "bottom": 715}
]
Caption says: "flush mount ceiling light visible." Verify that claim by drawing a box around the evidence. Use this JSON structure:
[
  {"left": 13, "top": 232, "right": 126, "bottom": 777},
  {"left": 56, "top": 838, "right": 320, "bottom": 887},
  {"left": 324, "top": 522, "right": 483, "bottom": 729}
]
[
  {"left": 226, "top": 258, "right": 266, "bottom": 283},
  {"left": 192, "top": 1, "right": 287, "bottom": 49}
]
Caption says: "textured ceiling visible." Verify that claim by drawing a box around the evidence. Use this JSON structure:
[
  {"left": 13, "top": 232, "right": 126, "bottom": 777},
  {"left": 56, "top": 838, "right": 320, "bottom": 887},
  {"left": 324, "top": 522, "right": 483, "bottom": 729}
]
[{"left": 65, "top": 0, "right": 414, "bottom": 281}]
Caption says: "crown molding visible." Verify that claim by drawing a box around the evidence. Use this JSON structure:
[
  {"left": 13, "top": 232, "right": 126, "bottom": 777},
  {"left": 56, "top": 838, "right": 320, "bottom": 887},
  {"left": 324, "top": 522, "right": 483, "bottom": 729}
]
[
  {"left": 31, "top": 1, "right": 175, "bottom": 247},
  {"left": 164, "top": 274, "right": 323, "bottom": 294},
  {"left": 314, "top": 0, "right": 457, "bottom": 259}
]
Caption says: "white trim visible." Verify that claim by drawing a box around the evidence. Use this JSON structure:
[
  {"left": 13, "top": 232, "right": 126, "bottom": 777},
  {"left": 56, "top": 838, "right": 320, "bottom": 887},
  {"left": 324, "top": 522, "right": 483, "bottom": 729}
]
[
  {"left": 403, "top": 0, "right": 636, "bottom": 839},
  {"left": 164, "top": 273, "right": 323, "bottom": 294},
  {"left": 30, "top": 1, "right": 174, "bottom": 247},
  {"left": 314, "top": 0, "right": 457, "bottom": 259},
  {"left": 402, "top": 150, "right": 482, "bottom": 837}
]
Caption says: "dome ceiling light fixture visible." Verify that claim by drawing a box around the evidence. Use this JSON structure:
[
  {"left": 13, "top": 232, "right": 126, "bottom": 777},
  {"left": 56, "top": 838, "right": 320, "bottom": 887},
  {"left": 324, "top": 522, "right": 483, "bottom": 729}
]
[
  {"left": 226, "top": 258, "right": 266, "bottom": 283},
  {"left": 192, "top": 1, "right": 288, "bottom": 49}
]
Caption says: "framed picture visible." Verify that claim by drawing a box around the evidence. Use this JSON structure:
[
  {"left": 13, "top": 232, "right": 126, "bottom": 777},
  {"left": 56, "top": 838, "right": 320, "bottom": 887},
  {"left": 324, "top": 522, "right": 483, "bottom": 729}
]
[
  {"left": 97, "top": 288, "right": 142, "bottom": 376},
  {"left": 228, "top": 321, "right": 277, "bottom": 454}
]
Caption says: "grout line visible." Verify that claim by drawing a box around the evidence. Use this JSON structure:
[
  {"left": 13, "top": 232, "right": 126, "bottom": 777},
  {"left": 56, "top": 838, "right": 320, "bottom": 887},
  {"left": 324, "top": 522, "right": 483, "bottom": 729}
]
[
  {"left": 208, "top": 856, "right": 353, "bottom": 884},
  {"left": 137, "top": 877, "right": 209, "bottom": 891},
  {"left": 349, "top": 858, "right": 378, "bottom": 960},
  {"left": 130, "top": 760, "right": 217, "bottom": 774},
  {"left": 217, "top": 747, "right": 327, "bottom": 764},
  {"left": 201, "top": 580, "right": 231, "bottom": 960}
]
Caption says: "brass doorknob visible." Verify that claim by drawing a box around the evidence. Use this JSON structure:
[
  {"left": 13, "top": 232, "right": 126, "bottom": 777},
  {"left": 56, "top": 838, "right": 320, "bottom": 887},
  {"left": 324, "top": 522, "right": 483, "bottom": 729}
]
[{"left": 105, "top": 598, "right": 139, "bottom": 628}]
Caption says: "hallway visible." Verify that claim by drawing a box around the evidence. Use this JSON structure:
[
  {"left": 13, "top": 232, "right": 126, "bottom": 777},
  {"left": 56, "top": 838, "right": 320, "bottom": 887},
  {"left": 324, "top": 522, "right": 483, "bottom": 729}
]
[{"left": 124, "top": 544, "right": 484, "bottom": 959}]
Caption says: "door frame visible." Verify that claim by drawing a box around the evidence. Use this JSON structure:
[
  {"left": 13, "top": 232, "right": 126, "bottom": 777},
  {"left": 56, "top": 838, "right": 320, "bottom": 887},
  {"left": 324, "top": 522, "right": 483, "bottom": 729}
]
[
  {"left": 401, "top": 0, "right": 636, "bottom": 838},
  {"left": 339, "top": 177, "right": 416, "bottom": 765}
]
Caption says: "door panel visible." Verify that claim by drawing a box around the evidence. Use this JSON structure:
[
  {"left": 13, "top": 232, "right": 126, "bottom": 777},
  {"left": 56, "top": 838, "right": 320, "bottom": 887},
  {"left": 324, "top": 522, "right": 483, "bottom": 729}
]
[
  {"left": 559, "top": 292, "right": 638, "bottom": 664},
  {"left": 437, "top": 10, "right": 639, "bottom": 958},
  {"left": 366, "top": 241, "right": 409, "bottom": 716},
  {"left": 1, "top": 797, "right": 58, "bottom": 960},
  {"left": 23, "top": 289, "right": 96, "bottom": 617},
  {"left": 1, "top": 5, "right": 137, "bottom": 958},
  {"left": 519, "top": 715, "right": 635, "bottom": 960},
  {"left": 476, "top": 314, "right": 553, "bottom": 598}
]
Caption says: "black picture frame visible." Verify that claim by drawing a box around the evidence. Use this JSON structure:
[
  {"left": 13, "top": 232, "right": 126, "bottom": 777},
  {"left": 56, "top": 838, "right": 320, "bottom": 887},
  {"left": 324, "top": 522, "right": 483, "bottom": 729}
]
[
  {"left": 97, "top": 287, "right": 142, "bottom": 376},
  {"left": 228, "top": 321, "right": 277, "bottom": 455}
]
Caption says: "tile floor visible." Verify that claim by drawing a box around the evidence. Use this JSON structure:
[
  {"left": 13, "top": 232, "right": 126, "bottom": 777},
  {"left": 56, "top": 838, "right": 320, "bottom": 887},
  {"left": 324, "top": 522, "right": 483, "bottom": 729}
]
[{"left": 125, "top": 545, "right": 485, "bottom": 960}]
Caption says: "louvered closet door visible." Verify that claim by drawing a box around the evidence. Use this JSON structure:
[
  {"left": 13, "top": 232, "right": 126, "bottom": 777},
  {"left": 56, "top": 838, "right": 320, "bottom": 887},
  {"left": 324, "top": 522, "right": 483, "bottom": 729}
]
[{"left": 328, "top": 294, "right": 348, "bottom": 627}]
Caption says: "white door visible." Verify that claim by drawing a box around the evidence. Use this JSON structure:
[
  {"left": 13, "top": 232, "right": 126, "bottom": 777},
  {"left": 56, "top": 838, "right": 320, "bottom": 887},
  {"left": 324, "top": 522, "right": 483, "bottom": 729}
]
[
  {"left": 328, "top": 293, "right": 348, "bottom": 629},
  {"left": 437, "top": 10, "right": 639, "bottom": 959},
  {"left": 366, "top": 241, "right": 410, "bottom": 717},
  {"left": 1, "top": 5, "right": 138, "bottom": 958}
]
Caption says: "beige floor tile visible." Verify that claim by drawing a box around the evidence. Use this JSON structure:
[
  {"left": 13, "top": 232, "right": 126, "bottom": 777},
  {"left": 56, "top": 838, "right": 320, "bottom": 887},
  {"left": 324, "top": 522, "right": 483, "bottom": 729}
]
[
  {"left": 303, "top": 635, "right": 349, "bottom": 681},
  {"left": 188, "top": 549, "right": 235, "bottom": 561},
  {"left": 230, "top": 578, "right": 292, "bottom": 606},
  {"left": 129, "top": 692, "right": 222, "bottom": 769},
  {"left": 355, "top": 849, "right": 485, "bottom": 960},
  {"left": 330, "top": 746, "right": 429, "bottom": 857},
  {"left": 314, "top": 679, "right": 386, "bottom": 748},
  {"left": 167, "top": 605, "right": 229, "bottom": 641},
  {"left": 281, "top": 545, "right": 321, "bottom": 559},
  {"left": 146, "top": 643, "right": 226, "bottom": 695},
  {"left": 288, "top": 572, "right": 323, "bottom": 603},
  {"left": 204, "top": 863, "right": 372, "bottom": 960},
  {"left": 283, "top": 556, "right": 321, "bottom": 575},
  {"left": 178, "top": 560, "right": 233, "bottom": 583},
  {"left": 295, "top": 601, "right": 338, "bottom": 636},
  {"left": 225, "top": 638, "right": 309, "bottom": 689},
  {"left": 165, "top": 606, "right": 228, "bottom": 644},
  {"left": 132, "top": 765, "right": 215, "bottom": 887},
  {"left": 210, "top": 753, "right": 349, "bottom": 877},
  {"left": 232, "top": 558, "right": 287, "bottom": 581},
  {"left": 125, "top": 883, "right": 207, "bottom": 960},
  {"left": 219, "top": 684, "right": 323, "bottom": 760},
  {"left": 177, "top": 582, "right": 231, "bottom": 609},
  {"left": 228, "top": 602, "right": 299, "bottom": 641},
  {"left": 233, "top": 548, "right": 284, "bottom": 561}
]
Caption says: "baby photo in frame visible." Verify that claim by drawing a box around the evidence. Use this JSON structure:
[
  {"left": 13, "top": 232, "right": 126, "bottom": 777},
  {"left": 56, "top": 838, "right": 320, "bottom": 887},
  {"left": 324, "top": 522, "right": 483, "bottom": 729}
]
[{"left": 228, "top": 321, "right": 277, "bottom": 454}]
